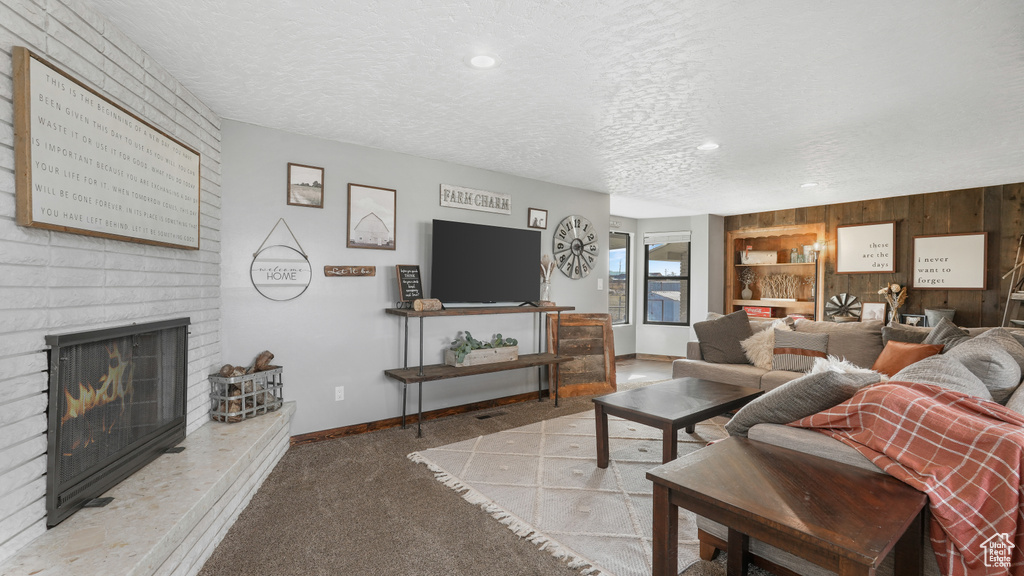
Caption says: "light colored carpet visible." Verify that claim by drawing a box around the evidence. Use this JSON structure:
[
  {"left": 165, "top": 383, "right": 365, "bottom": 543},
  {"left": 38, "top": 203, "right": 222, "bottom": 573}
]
[{"left": 409, "top": 409, "right": 729, "bottom": 576}]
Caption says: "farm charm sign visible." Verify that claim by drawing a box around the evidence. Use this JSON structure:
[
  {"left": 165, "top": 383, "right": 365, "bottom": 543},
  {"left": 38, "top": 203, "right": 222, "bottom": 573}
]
[
  {"left": 439, "top": 184, "right": 511, "bottom": 215},
  {"left": 13, "top": 47, "right": 201, "bottom": 249}
]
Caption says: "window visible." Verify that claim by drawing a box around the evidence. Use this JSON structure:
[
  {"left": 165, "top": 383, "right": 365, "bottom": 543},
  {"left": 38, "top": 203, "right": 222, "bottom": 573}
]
[
  {"left": 643, "top": 231, "right": 690, "bottom": 325},
  {"left": 609, "top": 232, "right": 630, "bottom": 324}
]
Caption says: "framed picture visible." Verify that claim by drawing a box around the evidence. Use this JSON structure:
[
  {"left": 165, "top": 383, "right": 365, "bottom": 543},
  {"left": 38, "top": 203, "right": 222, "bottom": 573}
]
[
  {"left": 902, "top": 313, "right": 926, "bottom": 327},
  {"left": 861, "top": 302, "right": 886, "bottom": 322},
  {"left": 835, "top": 221, "right": 895, "bottom": 274},
  {"left": 287, "top": 163, "right": 324, "bottom": 208},
  {"left": 528, "top": 207, "right": 548, "bottom": 229},
  {"left": 347, "top": 183, "right": 396, "bottom": 250},
  {"left": 912, "top": 232, "right": 987, "bottom": 290}
]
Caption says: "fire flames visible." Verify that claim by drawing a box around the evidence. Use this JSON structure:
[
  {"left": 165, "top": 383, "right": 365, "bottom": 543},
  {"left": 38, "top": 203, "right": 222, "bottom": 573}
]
[{"left": 61, "top": 345, "right": 134, "bottom": 450}]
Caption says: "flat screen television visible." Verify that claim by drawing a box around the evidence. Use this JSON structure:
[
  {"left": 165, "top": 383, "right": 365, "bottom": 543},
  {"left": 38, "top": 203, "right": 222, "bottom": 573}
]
[{"left": 431, "top": 219, "right": 541, "bottom": 304}]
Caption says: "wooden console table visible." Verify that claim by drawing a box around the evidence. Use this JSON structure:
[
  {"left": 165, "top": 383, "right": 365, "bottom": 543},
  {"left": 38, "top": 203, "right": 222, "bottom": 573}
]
[
  {"left": 647, "top": 437, "right": 927, "bottom": 576},
  {"left": 384, "top": 305, "right": 575, "bottom": 436}
]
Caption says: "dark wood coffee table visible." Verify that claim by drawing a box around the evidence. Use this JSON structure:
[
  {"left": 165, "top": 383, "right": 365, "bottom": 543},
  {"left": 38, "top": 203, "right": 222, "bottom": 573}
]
[
  {"left": 647, "top": 436, "right": 927, "bottom": 576},
  {"left": 592, "top": 377, "right": 762, "bottom": 467}
]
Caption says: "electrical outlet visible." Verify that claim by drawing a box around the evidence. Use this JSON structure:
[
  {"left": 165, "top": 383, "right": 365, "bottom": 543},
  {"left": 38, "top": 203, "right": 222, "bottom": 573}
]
[
  {"left": 334, "top": 386, "right": 344, "bottom": 401},
  {"left": 597, "top": 278, "right": 604, "bottom": 290}
]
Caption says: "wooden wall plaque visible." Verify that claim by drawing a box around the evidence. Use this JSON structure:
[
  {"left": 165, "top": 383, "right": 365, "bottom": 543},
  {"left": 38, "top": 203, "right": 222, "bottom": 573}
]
[
  {"left": 13, "top": 47, "right": 201, "bottom": 249},
  {"left": 546, "top": 313, "right": 616, "bottom": 397},
  {"left": 324, "top": 266, "right": 375, "bottom": 277}
]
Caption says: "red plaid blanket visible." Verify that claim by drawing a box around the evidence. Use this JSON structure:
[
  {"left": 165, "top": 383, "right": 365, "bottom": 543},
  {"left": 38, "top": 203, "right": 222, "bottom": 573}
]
[{"left": 790, "top": 381, "right": 1024, "bottom": 576}]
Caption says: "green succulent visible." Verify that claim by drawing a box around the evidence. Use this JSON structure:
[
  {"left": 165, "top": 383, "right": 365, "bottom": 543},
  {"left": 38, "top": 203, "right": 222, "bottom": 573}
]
[{"left": 449, "top": 331, "right": 518, "bottom": 363}]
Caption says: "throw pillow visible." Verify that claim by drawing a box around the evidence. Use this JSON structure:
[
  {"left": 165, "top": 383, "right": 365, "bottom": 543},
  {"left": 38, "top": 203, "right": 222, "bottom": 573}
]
[
  {"left": 692, "top": 310, "right": 754, "bottom": 364},
  {"left": 725, "top": 371, "right": 880, "bottom": 437},
  {"left": 881, "top": 324, "right": 930, "bottom": 346},
  {"left": 1010, "top": 330, "right": 1024, "bottom": 350},
  {"left": 890, "top": 355, "right": 992, "bottom": 401},
  {"left": 870, "top": 341, "right": 944, "bottom": 377},
  {"left": 973, "top": 328, "right": 1024, "bottom": 377},
  {"left": 740, "top": 320, "right": 792, "bottom": 370},
  {"left": 922, "top": 317, "right": 971, "bottom": 352},
  {"left": 946, "top": 339, "right": 1022, "bottom": 404},
  {"left": 1006, "top": 384, "right": 1024, "bottom": 415},
  {"left": 794, "top": 319, "right": 884, "bottom": 369},
  {"left": 772, "top": 330, "right": 828, "bottom": 372}
]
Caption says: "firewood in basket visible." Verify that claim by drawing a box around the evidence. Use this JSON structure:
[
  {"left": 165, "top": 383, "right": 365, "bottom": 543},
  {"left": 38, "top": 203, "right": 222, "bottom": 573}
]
[
  {"left": 218, "top": 364, "right": 235, "bottom": 377},
  {"left": 253, "top": 350, "right": 275, "bottom": 371}
]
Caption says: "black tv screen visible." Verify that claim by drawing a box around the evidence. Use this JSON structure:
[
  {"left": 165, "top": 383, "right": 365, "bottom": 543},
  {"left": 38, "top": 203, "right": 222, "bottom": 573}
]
[{"left": 431, "top": 220, "right": 540, "bottom": 304}]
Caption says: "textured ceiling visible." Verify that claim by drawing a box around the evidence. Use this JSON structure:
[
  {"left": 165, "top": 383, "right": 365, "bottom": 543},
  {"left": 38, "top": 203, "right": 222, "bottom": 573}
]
[{"left": 81, "top": 0, "right": 1024, "bottom": 218}]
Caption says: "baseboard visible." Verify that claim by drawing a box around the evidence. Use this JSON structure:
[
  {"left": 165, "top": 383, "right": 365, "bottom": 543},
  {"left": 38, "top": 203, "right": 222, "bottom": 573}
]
[
  {"left": 635, "top": 353, "right": 683, "bottom": 362},
  {"left": 614, "top": 353, "right": 637, "bottom": 361},
  {"left": 290, "top": 390, "right": 550, "bottom": 446}
]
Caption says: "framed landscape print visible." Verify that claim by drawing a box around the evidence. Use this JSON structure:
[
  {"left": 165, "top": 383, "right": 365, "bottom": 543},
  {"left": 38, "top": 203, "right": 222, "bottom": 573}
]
[
  {"left": 835, "top": 221, "right": 895, "bottom": 274},
  {"left": 287, "top": 163, "right": 324, "bottom": 208},
  {"left": 347, "top": 183, "right": 396, "bottom": 250},
  {"left": 912, "top": 232, "right": 987, "bottom": 290}
]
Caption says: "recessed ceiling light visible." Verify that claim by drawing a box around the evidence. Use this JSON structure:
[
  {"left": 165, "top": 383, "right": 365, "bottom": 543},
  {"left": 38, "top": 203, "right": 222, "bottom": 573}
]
[
  {"left": 696, "top": 142, "right": 719, "bottom": 151},
  {"left": 800, "top": 182, "right": 819, "bottom": 188},
  {"left": 467, "top": 54, "right": 500, "bottom": 69}
]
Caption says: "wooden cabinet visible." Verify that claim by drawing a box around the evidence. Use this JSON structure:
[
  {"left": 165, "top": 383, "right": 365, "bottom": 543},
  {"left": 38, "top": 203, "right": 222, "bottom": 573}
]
[{"left": 726, "top": 224, "right": 826, "bottom": 320}]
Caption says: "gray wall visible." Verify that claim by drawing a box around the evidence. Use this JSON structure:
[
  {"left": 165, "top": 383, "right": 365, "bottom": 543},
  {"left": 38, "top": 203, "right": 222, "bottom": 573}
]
[
  {"left": 0, "top": 0, "right": 222, "bottom": 563},
  {"left": 220, "top": 121, "right": 610, "bottom": 436}
]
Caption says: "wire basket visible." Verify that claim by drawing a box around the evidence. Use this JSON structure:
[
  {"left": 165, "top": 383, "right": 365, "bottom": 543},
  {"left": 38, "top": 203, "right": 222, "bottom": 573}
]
[{"left": 209, "top": 367, "right": 283, "bottom": 423}]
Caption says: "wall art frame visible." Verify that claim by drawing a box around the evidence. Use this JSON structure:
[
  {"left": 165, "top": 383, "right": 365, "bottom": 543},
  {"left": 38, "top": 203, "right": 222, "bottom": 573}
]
[
  {"left": 13, "top": 47, "right": 201, "bottom": 250},
  {"left": 835, "top": 221, "right": 896, "bottom": 274},
  {"left": 347, "top": 183, "right": 396, "bottom": 250},
  {"left": 912, "top": 232, "right": 987, "bottom": 290},
  {"left": 528, "top": 207, "right": 548, "bottom": 229},
  {"left": 287, "top": 163, "right": 324, "bottom": 208},
  {"left": 860, "top": 302, "right": 886, "bottom": 322}
]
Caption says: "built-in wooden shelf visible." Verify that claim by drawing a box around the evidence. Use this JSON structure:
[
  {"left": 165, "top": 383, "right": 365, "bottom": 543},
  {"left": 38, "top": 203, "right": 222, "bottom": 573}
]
[
  {"left": 734, "top": 262, "right": 816, "bottom": 268},
  {"left": 384, "top": 353, "right": 574, "bottom": 384}
]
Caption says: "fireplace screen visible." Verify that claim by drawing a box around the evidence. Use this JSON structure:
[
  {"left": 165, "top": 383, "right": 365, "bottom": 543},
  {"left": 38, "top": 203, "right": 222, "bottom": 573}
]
[{"left": 46, "top": 318, "right": 188, "bottom": 527}]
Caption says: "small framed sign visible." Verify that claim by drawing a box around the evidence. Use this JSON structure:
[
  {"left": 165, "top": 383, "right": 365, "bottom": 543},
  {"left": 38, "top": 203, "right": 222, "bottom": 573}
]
[
  {"left": 912, "top": 232, "right": 987, "bottom": 290},
  {"left": 835, "top": 221, "right": 895, "bottom": 274},
  {"left": 396, "top": 265, "right": 423, "bottom": 304}
]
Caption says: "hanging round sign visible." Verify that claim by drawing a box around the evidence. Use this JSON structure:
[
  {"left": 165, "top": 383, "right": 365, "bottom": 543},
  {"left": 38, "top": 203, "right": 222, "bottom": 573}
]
[{"left": 250, "top": 245, "right": 312, "bottom": 301}]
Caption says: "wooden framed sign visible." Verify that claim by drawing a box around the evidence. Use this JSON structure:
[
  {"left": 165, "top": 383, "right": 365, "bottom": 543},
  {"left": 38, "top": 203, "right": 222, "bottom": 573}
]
[
  {"left": 13, "top": 47, "right": 201, "bottom": 249},
  {"left": 912, "top": 232, "right": 987, "bottom": 290},
  {"left": 396, "top": 265, "right": 423, "bottom": 303},
  {"left": 835, "top": 221, "right": 895, "bottom": 274}
]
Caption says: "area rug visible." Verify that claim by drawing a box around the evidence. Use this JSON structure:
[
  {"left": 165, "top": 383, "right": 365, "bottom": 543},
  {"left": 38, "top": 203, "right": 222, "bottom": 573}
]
[{"left": 408, "top": 409, "right": 728, "bottom": 576}]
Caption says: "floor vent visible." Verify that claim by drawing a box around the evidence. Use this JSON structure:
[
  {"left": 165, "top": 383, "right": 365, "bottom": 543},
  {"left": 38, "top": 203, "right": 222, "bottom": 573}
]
[{"left": 476, "top": 411, "right": 507, "bottom": 420}]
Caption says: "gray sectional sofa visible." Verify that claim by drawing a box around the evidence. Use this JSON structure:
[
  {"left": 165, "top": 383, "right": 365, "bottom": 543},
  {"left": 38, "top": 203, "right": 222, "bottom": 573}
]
[{"left": 673, "top": 314, "right": 1024, "bottom": 576}]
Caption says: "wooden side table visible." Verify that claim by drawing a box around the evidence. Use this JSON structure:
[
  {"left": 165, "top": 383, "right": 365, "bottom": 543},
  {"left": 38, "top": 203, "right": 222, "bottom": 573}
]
[{"left": 647, "top": 437, "right": 927, "bottom": 576}]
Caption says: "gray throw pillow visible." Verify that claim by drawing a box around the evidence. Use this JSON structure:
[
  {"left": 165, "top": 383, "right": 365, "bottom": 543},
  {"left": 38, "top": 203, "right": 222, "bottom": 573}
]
[
  {"left": 882, "top": 324, "right": 930, "bottom": 346},
  {"left": 946, "top": 339, "right": 1022, "bottom": 404},
  {"left": 726, "top": 371, "right": 880, "bottom": 437},
  {"left": 1010, "top": 330, "right": 1024, "bottom": 350},
  {"left": 890, "top": 355, "right": 992, "bottom": 401},
  {"left": 1006, "top": 384, "right": 1024, "bottom": 415},
  {"left": 922, "top": 317, "right": 971, "bottom": 352},
  {"left": 772, "top": 330, "right": 828, "bottom": 372},
  {"left": 692, "top": 310, "right": 753, "bottom": 364},
  {"left": 974, "top": 328, "right": 1024, "bottom": 377}
]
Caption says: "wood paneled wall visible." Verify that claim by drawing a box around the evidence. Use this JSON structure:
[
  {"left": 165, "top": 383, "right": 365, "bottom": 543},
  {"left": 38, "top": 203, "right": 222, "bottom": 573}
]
[{"left": 724, "top": 184, "right": 1024, "bottom": 327}]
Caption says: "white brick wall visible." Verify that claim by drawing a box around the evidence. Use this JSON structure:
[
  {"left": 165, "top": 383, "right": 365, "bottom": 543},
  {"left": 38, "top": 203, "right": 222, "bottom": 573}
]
[{"left": 0, "top": 0, "right": 222, "bottom": 564}]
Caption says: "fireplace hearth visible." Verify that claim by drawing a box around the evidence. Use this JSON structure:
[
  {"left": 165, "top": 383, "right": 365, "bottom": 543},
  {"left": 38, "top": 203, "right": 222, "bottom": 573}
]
[{"left": 46, "top": 318, "right": 189, "bottom": 527}]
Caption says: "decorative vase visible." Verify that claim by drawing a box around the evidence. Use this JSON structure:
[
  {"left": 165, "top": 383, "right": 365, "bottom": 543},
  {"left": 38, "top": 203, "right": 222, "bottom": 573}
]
[
  {"left": 540, "top": 281, "right": 551, "bottom": 302},
  {"left": 888, "top": 306, "right": 901, "bottom": 325},
  {"left": 741, "top": 284, "right": 752, "bottom": 300}
]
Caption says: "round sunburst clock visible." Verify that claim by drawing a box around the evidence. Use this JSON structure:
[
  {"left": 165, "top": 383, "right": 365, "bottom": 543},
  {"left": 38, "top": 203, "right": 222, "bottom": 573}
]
[{"left": 553, "top": 215, "right": 599, "bottom": 279}]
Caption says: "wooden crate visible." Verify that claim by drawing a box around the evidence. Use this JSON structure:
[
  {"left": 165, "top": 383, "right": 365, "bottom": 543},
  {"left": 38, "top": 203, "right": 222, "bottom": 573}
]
[{"left": 444, "top": 345, "right": 519, "bottom": 367}]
